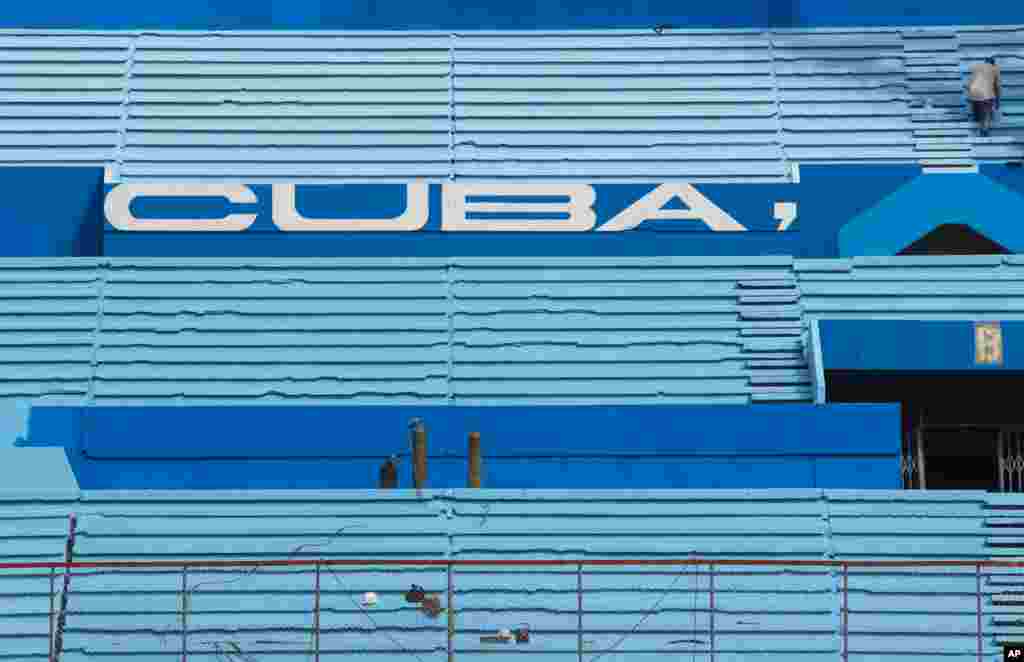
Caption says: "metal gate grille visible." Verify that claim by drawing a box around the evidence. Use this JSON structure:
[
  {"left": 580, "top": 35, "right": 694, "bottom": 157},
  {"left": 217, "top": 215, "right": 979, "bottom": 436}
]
[
  {"left": 902, "top": 424, "right": 925, "bottom": 489},
  {"left": 910, "top": 423, "right": 1024, "bottom": 492},
  {"left": 999, "top": 429, "right": 1024, "bottom": 493}
]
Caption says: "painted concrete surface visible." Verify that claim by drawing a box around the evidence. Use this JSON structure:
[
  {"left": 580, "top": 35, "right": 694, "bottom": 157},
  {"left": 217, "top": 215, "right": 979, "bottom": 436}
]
[
  {"left": 1, "top": 27, "right": 1021, "bottom": 183},
  {"left": 2, "top": 255, "right": 1024, "bottom": 408},
  {"left": 12, "top": 403, "right": 900, "bottom": 489},
  {"left": 6, "top": 0, "right": 1024, "bottom": 31},
  {"left": 0, "top": 489, "right": 1018, "bottom": 660}
]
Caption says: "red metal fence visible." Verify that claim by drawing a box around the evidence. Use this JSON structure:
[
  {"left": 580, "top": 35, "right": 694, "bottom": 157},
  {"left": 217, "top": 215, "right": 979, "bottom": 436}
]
[{"left": 4, "top": 558, "right": 1021, "bottom": 662}]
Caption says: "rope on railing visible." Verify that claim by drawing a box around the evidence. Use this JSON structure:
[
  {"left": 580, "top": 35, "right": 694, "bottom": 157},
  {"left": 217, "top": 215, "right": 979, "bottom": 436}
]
[{"left": 51, "top": 515, "right": 76, "bottom": 662}]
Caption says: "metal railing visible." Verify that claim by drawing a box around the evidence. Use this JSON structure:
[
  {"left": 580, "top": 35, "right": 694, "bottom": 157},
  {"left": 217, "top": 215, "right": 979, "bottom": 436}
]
[{"left": 4, "top": 558, "right": 1023, "bottom": 661}]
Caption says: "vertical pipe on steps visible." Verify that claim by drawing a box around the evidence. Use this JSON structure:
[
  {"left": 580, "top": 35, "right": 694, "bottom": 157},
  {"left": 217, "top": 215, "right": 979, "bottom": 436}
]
[
  {"left": 411, "top": 418, "right": 428, "bottom": 491},
  {"left": 468, "top": 432, "right": 482, "bottom": 488}
]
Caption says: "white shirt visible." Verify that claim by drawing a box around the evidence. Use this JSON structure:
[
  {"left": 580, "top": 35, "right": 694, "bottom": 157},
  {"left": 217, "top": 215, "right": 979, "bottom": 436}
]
[{"left": 968, "top": 63, "right": 1000, "bottom": 101}]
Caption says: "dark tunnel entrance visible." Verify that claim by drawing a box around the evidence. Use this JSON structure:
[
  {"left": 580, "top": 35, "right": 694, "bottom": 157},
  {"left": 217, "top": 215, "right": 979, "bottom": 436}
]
[
  {"left": 898, "top": 224, "right": 1010, "bottom": 256},
  {"left": 827, "top": 371, "right": 1024, "bottom": 491}
]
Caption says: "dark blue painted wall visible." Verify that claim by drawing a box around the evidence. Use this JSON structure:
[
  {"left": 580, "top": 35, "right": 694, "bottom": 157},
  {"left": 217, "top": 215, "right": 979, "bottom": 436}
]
[
  {"left": 0, "top": 0, "right": 793, "bottom": 30},
  {"left": 102, "top": 165, "right": 919, "bottom": 258},
  {"left": 821, "top": 320, "right": 1022, "bottom": 372},
  {"left": 0, "top": 168, "right": 103, "bottom": 257},
  {"left": 2, "top": 0, "right": 1022, "bottom": 29},
  {"left": 11, "top": 165, "right": 1024, "bottom": 258},
  {"left": 19, "top": 404, "right": 901, "bottom": 489},
  {"left": 795, "top": 0, "right": 1024, "bottom": 28}
]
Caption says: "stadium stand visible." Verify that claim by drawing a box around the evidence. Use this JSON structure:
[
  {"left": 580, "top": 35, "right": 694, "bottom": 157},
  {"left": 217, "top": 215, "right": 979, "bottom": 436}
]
[
  {"left": 4, "top": 16, "right": 1024, "bottom": 662},
  {"left": 0, "top": 489, "right": 1016, "bottom": 660},
  {"left": 0, "top": 255, "right": 1021, "bottom": 406},
  {"left": 0, "top": 27, "right": 1021, "bottom": 181}
]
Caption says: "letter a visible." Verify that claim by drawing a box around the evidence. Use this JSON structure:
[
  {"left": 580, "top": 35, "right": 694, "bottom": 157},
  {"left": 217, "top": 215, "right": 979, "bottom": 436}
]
[
  {"left": 597, "top": 183, "right": 748, "bottom": 232},
  {"left": 272, "top": 182, "right": 428, "bottom": 231}
]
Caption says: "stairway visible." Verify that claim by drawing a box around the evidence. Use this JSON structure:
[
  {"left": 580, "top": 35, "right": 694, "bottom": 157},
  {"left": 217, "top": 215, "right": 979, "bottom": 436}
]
[
  {"left": 903, "top": 28, "right": 978, "bottom": 169},
  {"left": 985, "top": 495, "right": 1024, "bottom": 651}
]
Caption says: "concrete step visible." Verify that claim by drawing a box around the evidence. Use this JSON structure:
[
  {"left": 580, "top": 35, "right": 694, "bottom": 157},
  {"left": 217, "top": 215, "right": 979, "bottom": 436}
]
[
  {"left": 969, "top": 135, "right": 1024, "bottom": 144},
  {"left": 905, "top": 56, "right": 961, "bottom": 68},
  {"left": 976, "top": 152, "right": 1024, "bottom": 161},
  {"left": 974, "top": 143, "right": 1024, "bottom": 159},
  {"left": 906, "top": 72, "right": 964, "bottom": 83},
  {"left": 912, "top": 118, "right": 972, "bottom": 126},
  {"left": 912, "top": 114, "right": 970, "bottom": 124},
  {"left": 902, "top": 28, "right": 957, "bottom": 39},
  {"left": 913, "top": 122, "right": 972, "bottom": 131},
  {"left": 908, "top": 82, "right": 965, "bottom": 94},
  {"left": 912, "top": 106, "right": 968, "bottom": 116},
  {"left": 920, "top": 158, "right": 977, "bottom": 167},
  {"left": 915, "top": 140, "right": 973, "bottom": 152},
  {"left": 912, "top": 106, "right": 967, "bottom": 114},
  {"left": 992, "top": 125, "right": 1024, "bottom": 135},
  {"left": 903, "top": 41, "right": 959, "bottom": 53},
  {"left": 914, "top": 127, "right": 972, "bottom": 137},
  {"left": 909, "top": 96, "right": 970, "bottom": 109},
  {"left": 915, "top": 135, "right": 971, "bottom": 143},
  {"left": 919, "top": 160, "right": 979, "bottom": 173},
  {"left": 917, "top": 152, "right": 976, "bottom": 162}
]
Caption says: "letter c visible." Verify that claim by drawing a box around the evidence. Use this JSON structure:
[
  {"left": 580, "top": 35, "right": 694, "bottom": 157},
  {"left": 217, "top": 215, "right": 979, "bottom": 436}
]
[{"left": 104, "top": 183, "right": 258, "bottom": 232}]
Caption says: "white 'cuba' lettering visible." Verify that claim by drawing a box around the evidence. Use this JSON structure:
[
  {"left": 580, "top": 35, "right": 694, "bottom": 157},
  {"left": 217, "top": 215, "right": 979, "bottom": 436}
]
[
  {"left": 104, "top": 183, "right": 258, "bottom": 232},
  {"left": 442, "top": 183, "right": 597, "bottom": 232},
  {"left": 104, "top": 182, "right": 791, "bottom": 233},
  {"left": 271, "top": 182, "right": 429, "bottom": 231},
  {"left": 597, "top": 183, "right": 748, "bottom": 232}
]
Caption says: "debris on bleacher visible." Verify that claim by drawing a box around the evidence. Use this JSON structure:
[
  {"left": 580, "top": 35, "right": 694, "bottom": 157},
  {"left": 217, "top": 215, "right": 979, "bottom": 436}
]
[
  {"left": 379, "top": 455, "right": 399, "bottom": 489},
  {"left": 481, "top": 628, "right": 515, "bottom": 643},
  {"left": 405, "top": 584, "right": 426, "bottom": 603},
  {"left": 419, "top": 593, "right": 444, "bottom": 618}
]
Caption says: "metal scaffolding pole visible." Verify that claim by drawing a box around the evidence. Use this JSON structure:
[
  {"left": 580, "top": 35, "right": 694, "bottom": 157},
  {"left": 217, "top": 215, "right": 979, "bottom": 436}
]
[
  {"left": 841, "top": 562, "right": 849, "bottom": 662},
  {"left": 577, "top": 562, "right": 583, "bottom": 662},
  {"left": 48, "top": 567, "right": 54, "bottom": 662},
  {"left": 709, "top": 563, "right": 716, "bottom": 662},
  {"left": 977, "top": 563, "right": 983, "bottom": 662},
  {"left": 180, "top": 565, "right": 188, "bottom": 662},
  {"left": 314, "top": 562, "right": 321, "bottom": 662},
  {"left": 447, "top": 562, "right": 455, "bottom": 662}
]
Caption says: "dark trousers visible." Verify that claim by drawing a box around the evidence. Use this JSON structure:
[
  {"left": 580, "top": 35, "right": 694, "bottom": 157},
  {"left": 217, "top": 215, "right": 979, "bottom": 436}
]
[{"left": 972, "top": 99, "right": 996, "bottom": 133}]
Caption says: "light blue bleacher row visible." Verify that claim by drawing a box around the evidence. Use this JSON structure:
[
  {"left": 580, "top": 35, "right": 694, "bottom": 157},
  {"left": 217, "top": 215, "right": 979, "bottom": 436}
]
[
  {"left": 0, "top": 254, "right": 1022, "bottom": 406},
  {"left": 0, "top": 26, "right": 1021, "bottom": 181},
  {"left": 2, "top": 489, "right": 1023, "bottom": 662}
]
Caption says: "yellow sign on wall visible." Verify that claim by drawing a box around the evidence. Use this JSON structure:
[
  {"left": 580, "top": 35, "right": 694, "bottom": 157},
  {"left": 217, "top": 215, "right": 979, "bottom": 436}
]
[{"left": 976, "top": 321, "right": 1004, "bottom": 365}]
